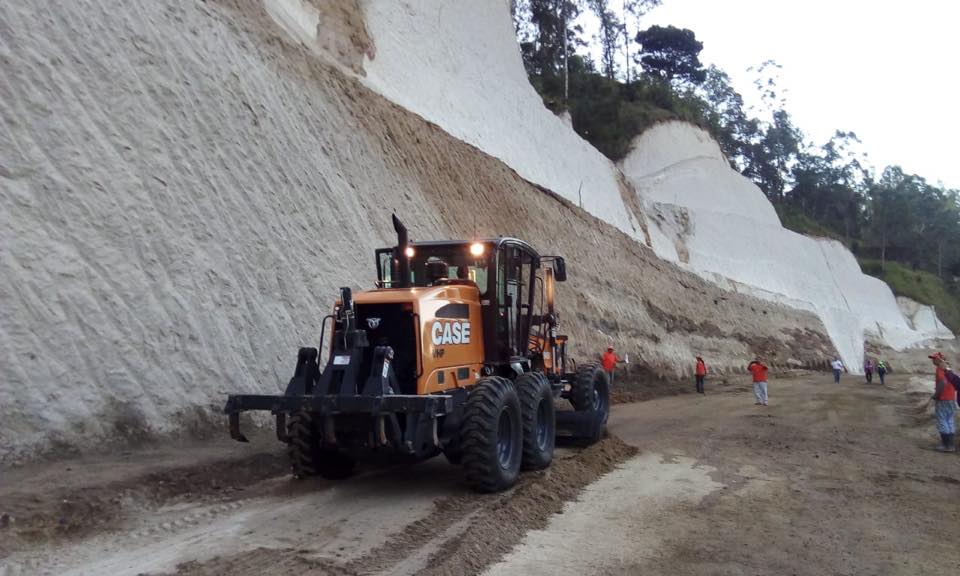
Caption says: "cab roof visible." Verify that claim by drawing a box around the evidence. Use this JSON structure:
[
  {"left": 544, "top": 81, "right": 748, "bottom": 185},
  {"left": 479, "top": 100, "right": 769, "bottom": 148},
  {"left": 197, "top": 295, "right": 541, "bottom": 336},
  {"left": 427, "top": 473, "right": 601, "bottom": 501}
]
[{"left": 383, "top": 237, "right": 541, "bottom": 258}]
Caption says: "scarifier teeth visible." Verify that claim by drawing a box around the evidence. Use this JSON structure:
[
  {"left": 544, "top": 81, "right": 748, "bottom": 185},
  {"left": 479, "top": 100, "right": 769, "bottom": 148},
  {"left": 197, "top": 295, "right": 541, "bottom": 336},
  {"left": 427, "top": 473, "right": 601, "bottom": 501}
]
[{"left": 229, "top": 412, "right": 249, "bottom": 443}]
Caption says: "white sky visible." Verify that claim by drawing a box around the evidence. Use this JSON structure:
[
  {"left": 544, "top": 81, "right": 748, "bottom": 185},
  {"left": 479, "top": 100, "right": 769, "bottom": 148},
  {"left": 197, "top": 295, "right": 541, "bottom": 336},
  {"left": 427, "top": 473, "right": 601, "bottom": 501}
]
[{"left": 577, "top": 0, "right": 960, "bottom": 188}]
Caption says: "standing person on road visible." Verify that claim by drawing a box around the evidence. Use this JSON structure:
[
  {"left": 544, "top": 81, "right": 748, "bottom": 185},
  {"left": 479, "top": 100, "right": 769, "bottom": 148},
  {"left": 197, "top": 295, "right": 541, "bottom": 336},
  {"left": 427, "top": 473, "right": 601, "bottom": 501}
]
[
  {"left": 877, "top": 360, "right": 888, "bottom": 385},
  {"left": 695, "top": 355, "right": 707, "bottom": 394},
  {"left": 831, "top": 357, "right": 846, "bottom": 383},
  {"left": 601, "top": 345, "right": 623, "bottom": 385},
  {"left": 864, "top": 359, "right": 874, "bottom": 383},
  {"left": 748, "top": 357, "right": 769, "bottom": 406},
  {"left": 929, "top": 352, "right": 957, "bottom": 452}
]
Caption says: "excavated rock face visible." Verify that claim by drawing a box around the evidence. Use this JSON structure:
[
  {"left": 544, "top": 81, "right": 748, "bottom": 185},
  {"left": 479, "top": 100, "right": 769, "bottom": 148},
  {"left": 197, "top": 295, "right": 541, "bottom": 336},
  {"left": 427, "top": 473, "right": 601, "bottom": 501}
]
[
  {"left": 350, "top": 1, "right": 954, "bottom": 371},
  {"left": 621, "top": 121, "right": 956, "bottom": 371},
  {"left": 0, "top": 0, "right": 832, "bottom": 462},
  {"left": 357, "top": 0, "right": 645, "bottom": 240},
  {"left": 896, "top": 296, "right": 954, "bottom": 340},
  {"left": 261, "top": 0, "right": 374, "bottom": 73}
]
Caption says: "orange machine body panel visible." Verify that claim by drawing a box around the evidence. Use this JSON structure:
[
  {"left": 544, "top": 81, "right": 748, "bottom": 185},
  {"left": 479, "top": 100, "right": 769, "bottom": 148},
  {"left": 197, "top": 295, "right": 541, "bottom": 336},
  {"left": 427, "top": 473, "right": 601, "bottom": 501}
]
[{"left": 352, "top": 284, "right": 485, "bottom": 395}]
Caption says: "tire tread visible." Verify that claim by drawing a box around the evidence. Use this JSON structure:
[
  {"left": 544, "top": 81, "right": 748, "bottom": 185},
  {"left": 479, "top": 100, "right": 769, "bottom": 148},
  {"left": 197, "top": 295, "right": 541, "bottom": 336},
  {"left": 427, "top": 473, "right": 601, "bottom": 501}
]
[
  {"left": 461, "top": 376, "right": 522, "bottom": 492},
  {"left": 517, "top": 372, "right": 555, "bottom": 470}
]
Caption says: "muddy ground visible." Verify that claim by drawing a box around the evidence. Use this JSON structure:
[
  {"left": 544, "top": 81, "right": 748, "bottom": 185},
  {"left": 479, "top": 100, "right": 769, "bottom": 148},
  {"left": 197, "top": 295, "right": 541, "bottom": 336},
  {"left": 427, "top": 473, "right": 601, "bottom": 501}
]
[{"left": 2, "top": 372, "right": 958, "bottom": 575}]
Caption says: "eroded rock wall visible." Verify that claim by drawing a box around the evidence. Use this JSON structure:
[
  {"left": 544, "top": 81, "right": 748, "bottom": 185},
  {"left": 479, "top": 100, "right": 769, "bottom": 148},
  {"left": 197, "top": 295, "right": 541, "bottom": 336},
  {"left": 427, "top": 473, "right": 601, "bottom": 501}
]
[{"left": 0, "top": 0, "right": 835, "bottom": 462}]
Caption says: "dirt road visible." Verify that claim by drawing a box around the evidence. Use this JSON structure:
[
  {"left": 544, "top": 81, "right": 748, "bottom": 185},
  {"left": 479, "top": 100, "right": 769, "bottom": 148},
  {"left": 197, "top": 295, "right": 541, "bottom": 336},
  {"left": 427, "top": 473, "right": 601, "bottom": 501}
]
[
  {"left": 493, "top": 372, "right": 960, "bottom": 575},
  {"left": 2, "top": 372, "right": 958, "bottom": 575}
]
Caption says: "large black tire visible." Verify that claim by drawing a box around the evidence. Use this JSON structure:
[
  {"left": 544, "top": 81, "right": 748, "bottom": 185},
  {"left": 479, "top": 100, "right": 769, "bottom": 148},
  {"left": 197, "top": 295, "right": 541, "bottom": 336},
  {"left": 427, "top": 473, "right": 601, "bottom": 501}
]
[
  {"left": 461, "top": 376, "right": 524, "bottom": 492},
  {"left": 286, "top": 411, "right": 355, "bottom": 480},
  {"left": 516, "top": 372, "right": 556, "bottom": 470},
  {"left": 570, "top": 363, "right": 610, "bottom": 443}
]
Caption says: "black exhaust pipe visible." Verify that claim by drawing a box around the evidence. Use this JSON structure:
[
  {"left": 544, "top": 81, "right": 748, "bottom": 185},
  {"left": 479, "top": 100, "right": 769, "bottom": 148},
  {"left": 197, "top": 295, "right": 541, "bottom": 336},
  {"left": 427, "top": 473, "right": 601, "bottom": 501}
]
[{"left": 392, "top": 214, "right": 411, "bottom": 288}]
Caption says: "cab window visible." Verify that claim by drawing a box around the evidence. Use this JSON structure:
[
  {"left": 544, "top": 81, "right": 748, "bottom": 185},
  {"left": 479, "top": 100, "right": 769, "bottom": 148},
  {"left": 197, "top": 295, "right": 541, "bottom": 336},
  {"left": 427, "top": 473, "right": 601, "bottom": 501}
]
[
  {"left": 378, "top": 244, "right": 491, "bottom": 297},
  {"left": 377, "top": 250, "right": 393, "bottom": 287}
]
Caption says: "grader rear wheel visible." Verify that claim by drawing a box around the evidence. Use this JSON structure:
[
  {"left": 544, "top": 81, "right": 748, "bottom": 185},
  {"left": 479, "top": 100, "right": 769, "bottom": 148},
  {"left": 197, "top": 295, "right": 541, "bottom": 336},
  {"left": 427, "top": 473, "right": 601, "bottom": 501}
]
[
  {"left": 516, "top": 372, "right": 555, "bottom": 470},
  {"left": 460, "top": 376, "right": 523, "bottom": 493},
  {"left": 570, "top": 363, "right": 610, "bottom": 444}
]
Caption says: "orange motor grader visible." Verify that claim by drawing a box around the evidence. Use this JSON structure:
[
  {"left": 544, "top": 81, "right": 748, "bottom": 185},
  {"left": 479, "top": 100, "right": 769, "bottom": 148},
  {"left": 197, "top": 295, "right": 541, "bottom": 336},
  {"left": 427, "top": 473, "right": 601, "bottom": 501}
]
[{"left": 225, "top": 216, "right": 610, "bottom": 492}]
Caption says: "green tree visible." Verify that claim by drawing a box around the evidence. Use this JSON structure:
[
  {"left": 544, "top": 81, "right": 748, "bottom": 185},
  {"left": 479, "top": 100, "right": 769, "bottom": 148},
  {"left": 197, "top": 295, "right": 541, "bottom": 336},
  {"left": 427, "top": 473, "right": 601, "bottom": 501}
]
[
  {"left": 867, "top": 167, "right": 923, "bottom": 271},
  {"left": 743, "top": 109, "right": 802, "bottom": 201},
  {"left": 635, "top": 25, "right": 707, "bottom": 86},
  {"left": 521, "top": 0, "right": 585, "bottom": 101},
  {"left": 586, "top": 0, "right": 621, "bottom": 79},
  {"left": 511, "top": 11, "right": 960, "bottom": 301},
  {"left": 910, "top": 183, "right": 960, "bottom": 277},
  {"left": 787, "top": 131, "right": 871, "bottom": 241},
  {"left": 698, "top": 65, "right": 759, "bottom": 169},
  {"left": 512, "top": 0, "right": 531, "bottom": 34},
  {"left": 749, "top": 60, "right": 787, "bottom": 115},
  {"left": 621, "top": 0, "right": 661, "bottom": 83}
]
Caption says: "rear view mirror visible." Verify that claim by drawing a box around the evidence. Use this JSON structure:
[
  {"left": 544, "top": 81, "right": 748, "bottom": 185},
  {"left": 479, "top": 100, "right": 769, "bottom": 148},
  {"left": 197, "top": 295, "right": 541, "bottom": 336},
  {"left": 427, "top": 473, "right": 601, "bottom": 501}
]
[{"left": 554, "top": 257, "right": 567, "bottom": 282}]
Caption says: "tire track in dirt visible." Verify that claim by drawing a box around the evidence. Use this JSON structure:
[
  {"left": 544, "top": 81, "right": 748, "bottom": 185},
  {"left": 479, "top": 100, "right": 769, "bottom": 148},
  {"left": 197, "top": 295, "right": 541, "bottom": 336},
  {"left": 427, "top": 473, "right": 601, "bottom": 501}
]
[
  {"left": 0, "top": 449, "right": 288, "bottom": 559},
  {"left": 167, "top": 436, "right": 637, "bottom": 576}
]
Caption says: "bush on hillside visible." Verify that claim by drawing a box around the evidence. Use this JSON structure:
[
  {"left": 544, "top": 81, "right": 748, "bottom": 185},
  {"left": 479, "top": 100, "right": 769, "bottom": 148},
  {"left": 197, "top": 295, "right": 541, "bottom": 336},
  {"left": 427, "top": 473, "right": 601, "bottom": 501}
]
[
  {"left": 530, "top": 59, "right": 708, "bottom": 160},
  {"left": 859, "top": 259, "right": 960, "bottom": 333},
  {"left": 774, "top": 203, "right": 849, "bottom": 245}
]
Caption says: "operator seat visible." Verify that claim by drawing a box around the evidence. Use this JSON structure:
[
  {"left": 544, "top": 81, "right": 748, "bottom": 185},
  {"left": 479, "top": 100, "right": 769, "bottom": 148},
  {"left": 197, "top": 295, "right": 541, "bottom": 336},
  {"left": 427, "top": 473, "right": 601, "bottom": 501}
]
[
  {"left": 435, "top": 264, "right": 478, "bottom": 287},
  {"left": 453, "top": 265, "right": 478, "bottom": 287},
  {"left": 426, "top": 259, "right": 449, "bottom": 285}
]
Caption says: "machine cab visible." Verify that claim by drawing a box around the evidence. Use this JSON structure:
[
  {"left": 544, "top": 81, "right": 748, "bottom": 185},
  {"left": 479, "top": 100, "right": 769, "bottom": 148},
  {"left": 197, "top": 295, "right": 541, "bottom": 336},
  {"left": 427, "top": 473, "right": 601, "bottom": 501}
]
[{"left": 375, "top": 238, "right": 564, "bottom": 371}]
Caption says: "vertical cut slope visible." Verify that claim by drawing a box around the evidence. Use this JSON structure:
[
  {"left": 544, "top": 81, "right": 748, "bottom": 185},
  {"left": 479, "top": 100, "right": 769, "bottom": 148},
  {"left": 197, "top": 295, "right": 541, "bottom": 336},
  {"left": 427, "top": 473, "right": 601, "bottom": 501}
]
[
  {"left": 0, "top": 0, "right": 832, "bottom": 462},
  {"left": 621, "top": 121, "right": 953, "bottom": 371},
  {"left": 350, "top": 1, "right": 952, "bottom": 371},
  {"left": 358, "top": 0, "right": 645, "bottom": 240}
]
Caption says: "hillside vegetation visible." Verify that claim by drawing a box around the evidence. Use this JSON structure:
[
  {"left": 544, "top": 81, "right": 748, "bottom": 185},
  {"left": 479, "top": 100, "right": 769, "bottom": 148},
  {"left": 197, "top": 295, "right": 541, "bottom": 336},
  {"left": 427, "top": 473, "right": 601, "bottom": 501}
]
[
  {"left": 530, "top": 62, "right": 705, "bottom": 160},
  {"left": 513, "top": 2, "right": 960, "bottom": 328},
  {"left": 775, "top": 204, "right": 849, "bottom": 246},
  {"left": 859, "top": 260, "right": 960, "bottom": 332}
]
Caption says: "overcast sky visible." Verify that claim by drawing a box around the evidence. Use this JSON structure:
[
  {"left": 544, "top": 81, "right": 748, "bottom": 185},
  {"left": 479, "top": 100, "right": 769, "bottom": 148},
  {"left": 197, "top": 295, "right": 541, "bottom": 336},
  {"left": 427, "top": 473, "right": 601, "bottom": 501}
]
[{"left": 578, "top": 0, "right": 959, "bottom": 188}]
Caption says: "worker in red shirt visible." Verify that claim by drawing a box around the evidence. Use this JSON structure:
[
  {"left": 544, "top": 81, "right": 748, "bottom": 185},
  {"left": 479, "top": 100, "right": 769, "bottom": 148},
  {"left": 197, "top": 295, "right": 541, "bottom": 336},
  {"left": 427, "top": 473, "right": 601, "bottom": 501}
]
[
  {"left": 929, "top": 352, "right": 957, "bottom": 452},
  {"left": 601, "top": 345, "right": 623, "bottom": 385},
  {"left": 747, "top": 357, "right": 769, "bottom": 406},
  {"left": 695, "top": 355, "right": 707, "bottom": 394}
]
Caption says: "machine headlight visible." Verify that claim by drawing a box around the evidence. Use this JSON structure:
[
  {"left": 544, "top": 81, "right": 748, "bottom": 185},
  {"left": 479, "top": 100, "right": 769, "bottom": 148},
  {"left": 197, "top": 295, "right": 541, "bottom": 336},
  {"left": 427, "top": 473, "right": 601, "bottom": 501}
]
[{"left": 469, "top": 242, "right": 485, "bottom": 256}]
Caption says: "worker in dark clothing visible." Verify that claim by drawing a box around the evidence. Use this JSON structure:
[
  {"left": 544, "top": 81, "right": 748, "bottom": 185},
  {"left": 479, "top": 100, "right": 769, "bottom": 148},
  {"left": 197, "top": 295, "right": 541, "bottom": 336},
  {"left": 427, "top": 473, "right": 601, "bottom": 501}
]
[
  {"left": 877, "top": 360, "right": 889, "bottom": 385},
  {"left": 695, "top": 356, "right": 707, "bottom": 394}
]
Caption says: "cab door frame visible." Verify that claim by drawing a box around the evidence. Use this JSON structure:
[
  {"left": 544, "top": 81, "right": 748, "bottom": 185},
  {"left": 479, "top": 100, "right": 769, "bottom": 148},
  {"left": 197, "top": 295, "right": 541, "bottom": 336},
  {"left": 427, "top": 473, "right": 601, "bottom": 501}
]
[{"left": 483, "top": 240, "right": 539, "bottom": 368}]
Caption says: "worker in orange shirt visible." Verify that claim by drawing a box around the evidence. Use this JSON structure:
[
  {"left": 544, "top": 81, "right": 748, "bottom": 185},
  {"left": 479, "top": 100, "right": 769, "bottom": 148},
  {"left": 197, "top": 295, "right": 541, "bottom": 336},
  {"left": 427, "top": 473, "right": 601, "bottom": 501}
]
[
  {"left": 929, "top": 352, "right": 957, "bottom": 452},
  {"left": 695, "top": 355, "right": 707, "bottom": 394},
  {"left": 747, "top": 356, "right": 769, "bottom": 406},
  {"left": 601, "top": 345, "right": 624, "bottom": 385}
]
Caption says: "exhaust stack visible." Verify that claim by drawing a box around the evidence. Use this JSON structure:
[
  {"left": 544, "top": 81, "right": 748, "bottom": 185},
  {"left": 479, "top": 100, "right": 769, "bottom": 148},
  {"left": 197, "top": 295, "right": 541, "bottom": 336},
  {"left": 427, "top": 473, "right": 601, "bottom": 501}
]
[{"left": 392, "top": 214, "right": 411, "bottom": 288}]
